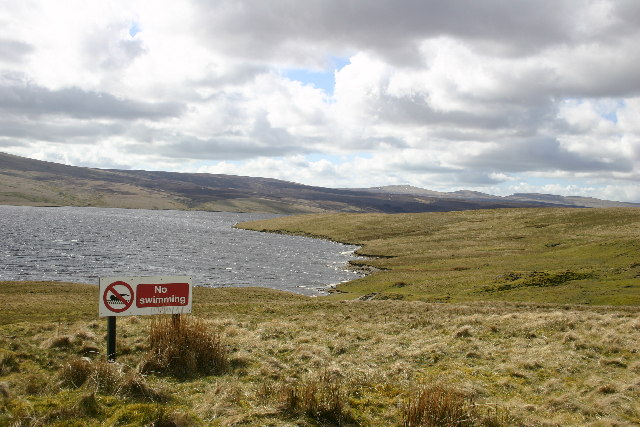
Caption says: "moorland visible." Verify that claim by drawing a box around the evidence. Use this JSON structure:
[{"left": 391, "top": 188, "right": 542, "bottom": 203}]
[
  {"left": 239, "top": 207, "right": 640, "bottom": 305},
  {"left": 1, "top": 207, "right": 639, "bottom": 426},
  {"left": 2, "top": 152, "right": 638, "bottom": 214}
]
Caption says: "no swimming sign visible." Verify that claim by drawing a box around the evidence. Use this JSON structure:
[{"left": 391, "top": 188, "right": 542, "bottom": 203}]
[{"left": 99, "top": 276, "right": 192, "bottom": 317}]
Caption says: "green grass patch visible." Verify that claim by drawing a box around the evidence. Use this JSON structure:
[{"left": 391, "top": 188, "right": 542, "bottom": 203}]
[
  {"left": 0, "top": 281, "right": 98, "bottom": 325},
  {"left": 238, "top": 207, "right": 640, "bottom": 305}
]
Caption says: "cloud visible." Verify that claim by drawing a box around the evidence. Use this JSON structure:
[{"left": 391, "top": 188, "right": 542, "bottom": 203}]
[
  {"left": 0, "top": 81, "right": 184, "bottom": 119},
  {"left": 462, "top": 137, "right": 633, "bottom": 174},
  {"left": 0, "top": 137, "right": 26, "bottom": 148},
  {"left": 83, "top": 24, "right": 147, "bottom": 71},
  {"left": 0, "top": 39, "right": 34, "bottom": 63},
  {"left": 0, "top": 117, "right": 128, "bottom": 143},
  {"left": 125, "top": 133, "right": 307, "bottom": 161},
  {"left": 191, "top": 0, "right": 578, "bottom": 65}
]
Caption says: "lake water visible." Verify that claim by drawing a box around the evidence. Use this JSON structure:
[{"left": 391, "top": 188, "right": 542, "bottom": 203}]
[{"left": 0, "top": 206, "right": 362, "bottom": 295}]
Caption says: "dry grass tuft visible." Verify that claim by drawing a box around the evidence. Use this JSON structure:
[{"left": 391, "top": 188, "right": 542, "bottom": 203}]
[
  {"left": 0, "top": 349, "right": 19, "bottom": 375},
  {"left": 0, "top": 382, "right": 10, "bottom": 400},
  {"left": 454, "top": 326, "right": 473, "bottom": 338},
  {"left": 403, "top": 384, "right": 510, "bottom": 427},
  {"left": 280, "top": 370, "right": 353, "bottom": 425},
  {"left": 88, "top": 360, "right": 122, "bottom": 394},
  {"left": 73, "top": 329, "right": 95, "bottom": 341},
  {"left": 140, "top": 315, "right": 228, "bottom": 379},
  {"left": 23, "top": 374, "right": 49, "bottom": 395},
  {"left": 119, "top": 372, "right": 169, "bottom": 402},
  {"left": 77, "top": 392, "right": 102, "bottom": 417},
  {"left": 146, "top": 406, "right": 196, "bottom": 427},
  {"left": 403, "top": 384, "right": 473, "bottom": 427},
  {"left": 57, "top": 357, "right": 166, "bottom": 403},
  {"left": 597, "top": 384, "right": 617, "bottom": 394},
  {"left": 58, "top": 357, "right": 93, "bottom": 388},
  {"left": 600, "top": 358, "right": 627, "bottom": 368},
  {"left": 42, "top": 335, "right": 74, "bottom": 349}
]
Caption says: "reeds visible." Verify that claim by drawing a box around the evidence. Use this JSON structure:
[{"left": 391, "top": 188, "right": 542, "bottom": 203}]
[
  {"left": 403, "top": 384, "right": 510, "bottom": 427},
  {"left": 58, "top": 357, "right": 94, "bottom": 388},
  {"left": 0, "top": 349, "right": 19, "bottom": 375},
  {"left": 57, "top": 357, "right": 167, "bottom": 402},
  {"left": 140, "top": 314, "right": 228, "bottom": 379},
  {"left": 403, "top": 384, "right": 475, "bottom": 427},
  {"left": 280, "top": 370, "right": 353, "bottom": 425}
]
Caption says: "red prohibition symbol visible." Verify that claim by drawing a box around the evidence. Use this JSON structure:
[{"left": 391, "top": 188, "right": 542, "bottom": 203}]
[{"left": 103, "top": 281, "right": 135, "bottom": 313}]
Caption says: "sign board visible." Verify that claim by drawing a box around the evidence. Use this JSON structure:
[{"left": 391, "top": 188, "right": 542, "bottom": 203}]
[{"left": 99, "top": 276, "right": 192, "bottom": 317}]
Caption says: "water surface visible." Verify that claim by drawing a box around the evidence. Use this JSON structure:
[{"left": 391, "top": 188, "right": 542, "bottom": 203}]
[{"left": 0, "top": 206, "right": 362, "bottom": 295}]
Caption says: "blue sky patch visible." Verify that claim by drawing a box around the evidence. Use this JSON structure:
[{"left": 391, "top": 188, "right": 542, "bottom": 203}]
[
  {"left": 129, "top": 22, "right": 141, "bottom": 38},
  {"left": 600, "top": 100, "right": 625, "bottom": 124},
  {"left": 282, "top": 56, "right": 350, "bottom": 95}
]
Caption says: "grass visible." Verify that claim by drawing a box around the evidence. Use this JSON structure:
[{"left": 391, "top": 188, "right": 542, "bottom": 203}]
[
  {"left": 279, "top": 370, "right": 353, "bottom": 425},
  {"left": 402, "top": 383, "right": 510, "bottom": 427},
  {"left": 0, "top": 281, "right": 98, "bottom": 325},
  {"left": 1, "top": 282, "right": 639, "bottom": 425},
  {"left": 2, "top": 207, "right": 640, "bottom": 425},
  {"left": 237, "top": 207, "right": 640, "bottom": 305},
  {"left": 140, "top": 314, "right": 228, "bottom": 379}
]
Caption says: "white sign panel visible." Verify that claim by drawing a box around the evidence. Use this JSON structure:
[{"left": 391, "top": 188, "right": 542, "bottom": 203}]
[{"left": 99, "top": 276, "right": 192, "bottom": 317}]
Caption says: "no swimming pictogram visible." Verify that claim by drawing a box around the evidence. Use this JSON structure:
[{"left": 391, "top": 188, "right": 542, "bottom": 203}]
[{"left": 103, "top": 281, "right": 134, "bottom": 313}]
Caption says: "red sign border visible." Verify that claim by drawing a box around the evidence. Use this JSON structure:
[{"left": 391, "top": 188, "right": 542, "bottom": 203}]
[{"left": 103, "top": 281, "right": 135, "bottom": 313}]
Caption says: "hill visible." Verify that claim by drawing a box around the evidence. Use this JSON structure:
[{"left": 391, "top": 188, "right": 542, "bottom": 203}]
[
  {"left": 0, "top": 152, "right": 604, "bottom": 214},
  {"left": 358, "top": 185, "right": 640, "bottom": 208},
  {"left": 239, "top": 207, "right": 640, "bottom": 305}
]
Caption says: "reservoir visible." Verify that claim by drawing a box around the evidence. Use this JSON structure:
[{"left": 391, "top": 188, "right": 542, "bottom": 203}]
[{"left": 0, "top": 206, "right": 362, "bottom": 295}]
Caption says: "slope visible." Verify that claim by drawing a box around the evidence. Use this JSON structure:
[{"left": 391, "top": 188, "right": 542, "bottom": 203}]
[
  {"left": 0, "top": 152, "right": 550, "bottom": 214},
  {"left": 238, "top": 207, "right": 640, "bottom": 305}
]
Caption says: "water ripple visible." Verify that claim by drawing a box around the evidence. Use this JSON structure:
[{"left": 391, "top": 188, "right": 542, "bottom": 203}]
[{"left": 0, "top": 206, "right": 362, "bottom": 295}]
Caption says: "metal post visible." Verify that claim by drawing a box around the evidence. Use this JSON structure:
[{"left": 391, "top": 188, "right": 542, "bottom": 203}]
[
  {"left": 107, "top": 316, "right": 116, "bottom": 362},
  {"left": 172, "top": 313, "right": 181, "bottom": 328}
]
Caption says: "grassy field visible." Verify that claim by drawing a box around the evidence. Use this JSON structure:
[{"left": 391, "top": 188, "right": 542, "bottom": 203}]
[
  {"left": 1, "top": 282, "right": 639, "bottom": 426},
  {"left": 2, "top": 207, "right": 640, "bottom": 425},
  {"left": 238, "top": 207, "right": 640, "bottom": 305}
]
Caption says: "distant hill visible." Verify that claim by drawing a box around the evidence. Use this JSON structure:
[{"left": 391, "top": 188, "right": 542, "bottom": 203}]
[
  {"left": 1, "top": 152, "right": 634, "bottom": 214},
  {"left": 358, "top": 185, "right": 640, "bottom": 209}
]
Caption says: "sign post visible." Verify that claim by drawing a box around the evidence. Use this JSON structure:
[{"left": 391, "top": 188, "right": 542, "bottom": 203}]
[
  {"left": 107, "top": 316, "right": 116, "bottom": 361},
  {"left": 99, "top": 276, "right": 192, "bottom": 361}
]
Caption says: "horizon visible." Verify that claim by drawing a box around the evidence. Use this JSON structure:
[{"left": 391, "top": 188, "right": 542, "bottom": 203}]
[
  {"left": 4, "top": 151, "right": 638, "bottom": 204},
  {"left": 1, "top": 1, "right": 639, "bottom": 202}
]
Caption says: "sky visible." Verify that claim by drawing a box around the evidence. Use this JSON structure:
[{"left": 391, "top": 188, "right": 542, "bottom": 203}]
[{"left": 1, "top": 0, "right": 640, "bottom": 202}]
